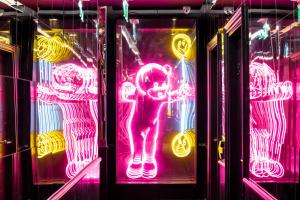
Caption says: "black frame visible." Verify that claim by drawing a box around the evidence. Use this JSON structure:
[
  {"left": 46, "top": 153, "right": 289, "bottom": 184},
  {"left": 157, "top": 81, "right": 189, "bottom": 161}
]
[
  {"left": 207, "top": 30, "right": 224, "bottom": 200},
  {"left": 223, "top": 6, "right": 249, "bottom": 200},
  {"left": 102, "top": 6, "right": 215, "bottom": 200},
  {"left": 0, "top": 43, "right": 19, "bottom": 155},
  {"left": 207, "top": 6, "right": 250, "bottom": 200}
]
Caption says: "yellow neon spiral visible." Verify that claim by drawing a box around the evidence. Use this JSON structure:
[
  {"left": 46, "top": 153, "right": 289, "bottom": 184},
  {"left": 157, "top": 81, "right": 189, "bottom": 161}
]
[
  {"left": 36, "top": 131, "right": 65, "bottom": 158},
  {"left": 36, "top": 35, "right": 72, "bottom": 63},
  {"left": 171, "top": 33, "right": 192, "bottom": 59}
]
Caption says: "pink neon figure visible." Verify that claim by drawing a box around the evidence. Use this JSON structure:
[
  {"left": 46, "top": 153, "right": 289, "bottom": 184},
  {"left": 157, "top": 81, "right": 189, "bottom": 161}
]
[
  {"left": 121, "top": 63, "right": 192, "bottom": 179},
  {"left": 37, "top": 63, "right": 98, "bottom": 179},
  {"left": 249, "top": 62, "right": 293, "bottom": 178}
]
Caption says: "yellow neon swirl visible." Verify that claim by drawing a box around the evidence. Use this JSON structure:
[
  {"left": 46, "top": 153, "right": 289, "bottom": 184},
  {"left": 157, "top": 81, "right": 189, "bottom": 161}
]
[
  {"left": 36, "top": 131, "right": 65, "bottom": 158},
  {"left": 172, "top": 129, "right": 195, "bottom": 158},
  {"left": 36, "top": 35, "right": 72, "bottom": 63},
  {"left": 171, "top": 33, "right": 192, "bottom": 59}
]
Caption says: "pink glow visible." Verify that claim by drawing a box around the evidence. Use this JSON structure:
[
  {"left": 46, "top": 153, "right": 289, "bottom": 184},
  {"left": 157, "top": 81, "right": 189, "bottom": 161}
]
[
  {"left": 121, "top": 63, "right": 192, "bottom": 179},
  {"left": 37, "top": 63, "right": 98, "bottom": 179},
  {"left": 249, "top": 62, "right": 293, "bottom": 178}
]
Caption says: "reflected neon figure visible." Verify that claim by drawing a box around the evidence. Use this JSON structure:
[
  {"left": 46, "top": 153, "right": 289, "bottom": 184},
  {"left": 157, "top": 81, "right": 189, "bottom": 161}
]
[
  {"left": 36, "top": 131, "right": 65, "bottom": 158},
  {"left": 121, "top": 63, "right": 192, "bottom": 179},
  {"left": 37, "top": 63, "right": 98, "bottom": 179},
  {"left": 249, "top": 62, "right": 293, "bottom": 178}
]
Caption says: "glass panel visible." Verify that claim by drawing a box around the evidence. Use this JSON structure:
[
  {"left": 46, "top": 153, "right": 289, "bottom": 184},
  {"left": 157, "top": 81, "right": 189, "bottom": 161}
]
[
  {"left": 47, "top": 158, "right": 101, "bottom": 200},
  {"left": 116, "top": 19, "right": 197, "bottom": 184},
  {"left": 249, "top": 11, "right": 299, "bottom": 199},
  {"left": 31, "top": 17, "right": 99, "bottom": 184},
  {"left": 59, "top": 159, "right": 100, "bottom": 200}
]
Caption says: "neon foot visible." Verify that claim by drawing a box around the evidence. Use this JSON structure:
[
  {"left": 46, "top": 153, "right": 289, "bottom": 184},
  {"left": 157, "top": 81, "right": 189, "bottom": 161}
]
[
  {"left": 66, "top": 161, "right": 77, "bottom": 178},
  {"left": 268, "top": 160, "right": 284, "bottom": 178},
  {"left": 142, "top": 162, "right": 157, "bottom": 179},
  {"left": 126, "top": 160, "right": 143, "bottom": 179}
]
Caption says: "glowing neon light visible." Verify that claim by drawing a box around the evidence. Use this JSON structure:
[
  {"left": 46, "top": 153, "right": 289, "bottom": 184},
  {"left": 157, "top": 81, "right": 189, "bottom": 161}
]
[
  {"left": 249, "top": 23, "right": 270, "bottom": 41},
  {"left": 37, "top": 63, "right": 98, "bottom": 179},
  {"left": 36, "top": 131, "right": 65, "bottom": 158},
  {"left": 298, "top": 5, "right": 300, "bottom": 22},
  {"left": 121, "top": 63, "right": 193, "bottom": 179},
  {"left": 172, "top": 129, "right": 194, "bottom": 158},
  {"left": 172, "top": 33, "right": 192, "bottom": 59},
  {"left": 78, "top": 0, "right": 84, "bottom": 22},
  {"left": 123, "top": 0, "right": 129, "bottom": 22},
  {"left": 170, "top": 36, "right": 195, "bottom": 157},
  {"left": 249, "top": 62, "right": 293, "bottom": 178},
  {"left": 0, "top": 36, "right": 10, "bottom": 44},
  {"left": 284, "top": 42, "right": 289, "bottom": 58},
  {"left": 37, "top": 28, "right": 88, "bottom": 67},
  {"left": 291, "top": 1, "right": 300, "bottom": 22},
  {"left": 36, "top": 35, "right": 72, "bottom": 63}
]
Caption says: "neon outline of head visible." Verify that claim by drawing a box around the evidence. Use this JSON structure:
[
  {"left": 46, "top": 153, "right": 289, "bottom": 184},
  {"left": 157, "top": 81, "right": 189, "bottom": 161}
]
[{"left": 135, "top": 63, "right": 172, "bottom": 100}]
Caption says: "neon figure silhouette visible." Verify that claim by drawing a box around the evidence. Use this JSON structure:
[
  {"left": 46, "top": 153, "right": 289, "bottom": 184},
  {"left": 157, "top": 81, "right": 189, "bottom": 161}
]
[
  {"left": 37, "top": 63, "right": 98, "bottom": 179},
  {"left": 121, "top": 63, "right": 192, "bottom": 179},
  {"left": 249, "top": 62, "right": 293, "bottom": 178}
]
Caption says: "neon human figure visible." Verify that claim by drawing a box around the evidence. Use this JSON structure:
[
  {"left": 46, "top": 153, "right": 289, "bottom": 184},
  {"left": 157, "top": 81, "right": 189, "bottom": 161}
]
[
  {"left": 37, "top": 63, "right": 98, "bottom": 179},
  {"left": 121, "top": 63, "right": 192, "bottom": 179},
  {"left": 249, "top": 62, "right": 293, "bottom": 178}
]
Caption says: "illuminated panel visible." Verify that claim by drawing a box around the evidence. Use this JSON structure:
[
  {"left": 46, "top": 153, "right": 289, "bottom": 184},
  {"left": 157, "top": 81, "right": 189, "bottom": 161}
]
[
  {"left": 121, "top": 63, "right": 193, "bottom": 179},
  {"left": 37, "top": 63, "right": 98, "bottom": 179},
  {"left": 249, "top": 62, "right": 293, "bottom": 178}
]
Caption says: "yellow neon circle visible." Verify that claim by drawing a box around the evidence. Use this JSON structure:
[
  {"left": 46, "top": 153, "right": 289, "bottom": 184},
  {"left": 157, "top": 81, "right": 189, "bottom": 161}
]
[
  {"left": 171, "top": 33, "right": 192, "bottom": 59},
  {"left": 172, "top": 130, "right": 194, "bottom": 158}
]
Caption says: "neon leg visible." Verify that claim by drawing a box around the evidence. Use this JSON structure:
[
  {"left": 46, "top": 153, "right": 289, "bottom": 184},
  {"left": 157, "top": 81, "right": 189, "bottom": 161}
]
[
  {"left": 142, "top": 125, "right": 158, "bottom": 179},
  {"left": 126, "top": 125, "right": 144, "bottom": 179}
]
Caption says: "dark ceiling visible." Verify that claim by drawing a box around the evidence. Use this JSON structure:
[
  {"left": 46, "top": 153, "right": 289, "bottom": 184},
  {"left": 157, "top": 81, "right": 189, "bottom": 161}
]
[
  {"left": 0, "top": 0, "right": 295, "bottom": 11},
  {"left": 14, "top": 0, "right": 297, "bottom": 10}
]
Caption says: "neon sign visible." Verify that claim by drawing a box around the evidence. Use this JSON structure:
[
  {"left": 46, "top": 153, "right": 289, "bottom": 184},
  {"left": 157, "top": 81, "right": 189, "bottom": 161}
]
[
  {"left": 36, "top": 35, "right": 72, "bottom": 63},
  {"left": 123, "top": 0, "right": 129, "bottom": 22},
  {"left": 36, "top": 131, "right": 65, "bottom": 158},
  {"left": 249, "top": 23, "right": 270, "bottom": 42},
  {"left": 121, "top": 63, "right": 193, "bottom": 179},
  {"left": 78, "top": 0, "right": 84, "bottom": 22},
  {"left": 37, "top": 63, "right": 98, "bottom": 179},
  {"left": 172, "top": 33, "right": 192, "bottom": 59},
  {"left": 249, "top": 62, "right": 293, "bottom": 178},
  {"left": 172, "top": 129, "right": 194, "bottom": 158}
]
